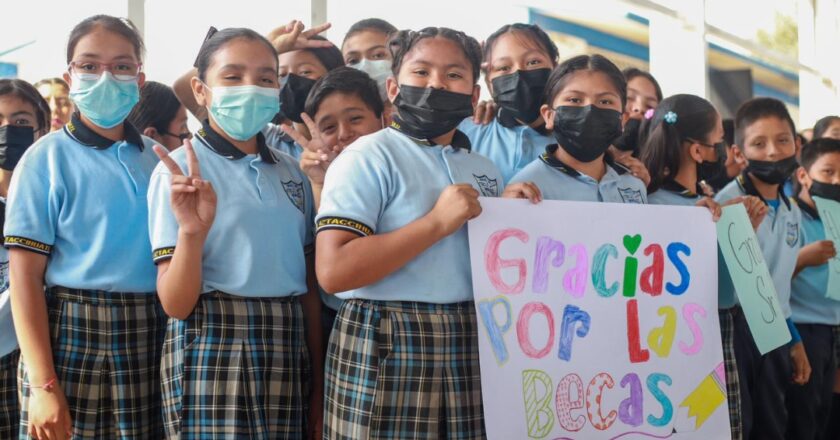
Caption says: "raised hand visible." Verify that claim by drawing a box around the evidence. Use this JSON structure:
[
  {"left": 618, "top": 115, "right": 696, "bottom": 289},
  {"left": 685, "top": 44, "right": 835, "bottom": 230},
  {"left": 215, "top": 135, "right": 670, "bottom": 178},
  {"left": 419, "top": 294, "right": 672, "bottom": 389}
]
[
  {"left": 153, "top": 139, "right": 217, "bottom": 236},
  {"left": 282, "top": 113, "right": 341, "bottom": 185},
  {"left": 267, "top": 20, "right": 333, "bottom": 54}
]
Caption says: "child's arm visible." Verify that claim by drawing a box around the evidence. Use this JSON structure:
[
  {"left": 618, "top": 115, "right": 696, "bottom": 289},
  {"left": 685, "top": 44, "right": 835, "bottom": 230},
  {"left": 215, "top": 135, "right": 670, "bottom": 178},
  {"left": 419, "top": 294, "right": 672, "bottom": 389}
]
[
  {"left": 788, "top": 320, "right": 811, "bottom": 385},
  {"left": 9, "top": 249, "right": 72, "bottom": 439},
  {"left": 721, "top": 196, "right": 767, "bottom": 230},
  {"left": 284, "top": 115, "right": 340, "bottom": 211},
  {"left": 794, "top": 240, "right": 836, "bottom": 277},
  {"left": 502, "top": 182, "right": 542, "bottom": 203},
  {"left": 316, "top": 184, "right": 480, "bottom": 293}
]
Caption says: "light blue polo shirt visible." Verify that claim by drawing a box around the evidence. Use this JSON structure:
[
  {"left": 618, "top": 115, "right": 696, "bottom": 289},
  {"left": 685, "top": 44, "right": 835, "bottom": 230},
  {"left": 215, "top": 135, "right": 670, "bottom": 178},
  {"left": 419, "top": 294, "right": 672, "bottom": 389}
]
[
  {"left": 458, "top": 118, "right": 552, "bottom": 184},
  {"left": 4, "top": 115, "right": 159, "bottom": 293},
  {"left": 316, "top": 126, "right": 503, "bottom": 303},
  {"left": 263, "top": 122, "right": 303, "bottom": 159},
  {"left": 789, "top": 198, "right": 840, "bottom": 325},
  {"left": 647, "top": 183, "right": 703, "bottom": 207},
  {"left": 715, "top": 174, "right": 801, "bottom": 316},
  {"left": 0, "top": 225, "right": 15, "bottom": 357},
  {"left": 148, "top": 123, "right": 314, "bottom": 298},
  {"left": 509, "top": 145, "right": 648, "bottom": 204}
]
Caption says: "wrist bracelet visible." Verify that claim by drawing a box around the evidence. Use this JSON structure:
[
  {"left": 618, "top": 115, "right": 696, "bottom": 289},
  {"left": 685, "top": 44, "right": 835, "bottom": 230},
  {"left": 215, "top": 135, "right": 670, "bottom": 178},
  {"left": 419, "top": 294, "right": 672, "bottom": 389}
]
[{"left": 31, "top": 377, "right": 57, "bottom": 391}]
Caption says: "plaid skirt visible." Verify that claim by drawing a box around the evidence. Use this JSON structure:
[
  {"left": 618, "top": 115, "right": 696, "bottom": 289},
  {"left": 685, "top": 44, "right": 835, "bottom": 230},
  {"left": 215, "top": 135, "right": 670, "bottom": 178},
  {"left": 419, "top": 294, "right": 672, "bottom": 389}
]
[
  {"left": 18, "top": 287, "right": 167, "bottom": 439},
  {"left": 324, "top": 299, "right": 485, "bottom": 440},
  {"left": 0, "top": 349, "right": 19, "bottom": 439},
  {"left": 719, "top": 308, "right": 742, "bottom": 440},
  {"left": 160, "top": 291, "right": 310, "bottom": 439}
]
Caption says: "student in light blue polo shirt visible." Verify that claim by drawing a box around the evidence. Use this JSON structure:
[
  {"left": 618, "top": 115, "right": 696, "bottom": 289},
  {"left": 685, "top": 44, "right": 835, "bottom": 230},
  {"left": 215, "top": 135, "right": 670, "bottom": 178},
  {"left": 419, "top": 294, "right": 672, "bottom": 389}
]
[
  {"left": 509, "top": 54, "right": 648, "bottom": 204},
  {"left": 149, "top": 28, "right": 323, "bottom": 439},
  {"left": 5, "top": 16, "right": 165, "bottom": 439},
  {"left": 458, "top": 23, "right": 558, "bottom": 183},
  {"left": 786, "top": 138, "right": 840, "bottom": 439},
  {"left": 0, "top": 78, "right": 51, "bottom": 439},
  {"left": 316, "top": 27, "right": 538, "bottom": 439},
  {"left": 714, "top": 97, "right": 808, "bottom": 440}
]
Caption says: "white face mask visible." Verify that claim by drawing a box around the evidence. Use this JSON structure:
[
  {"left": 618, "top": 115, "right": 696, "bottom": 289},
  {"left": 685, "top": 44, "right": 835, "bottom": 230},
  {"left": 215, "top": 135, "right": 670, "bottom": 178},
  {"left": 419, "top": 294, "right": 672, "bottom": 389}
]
[{"left": 349, "top": 59, "right": 392, "bottom": 102}]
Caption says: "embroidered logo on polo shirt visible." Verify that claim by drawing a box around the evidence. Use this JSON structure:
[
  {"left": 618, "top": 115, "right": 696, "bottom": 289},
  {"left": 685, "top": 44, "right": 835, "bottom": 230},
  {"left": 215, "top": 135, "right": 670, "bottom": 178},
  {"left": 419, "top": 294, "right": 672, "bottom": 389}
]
[
  {"left": 282, "top": 180, "right": 305, "bottom": 213},
  {"left": 473, "top": 174, "right": 499, "bottom": 197},
  {"left": 316, "top": 217, "right": 374, "bottom": 237},
  {"left": 786, "top": 222, "right": 799, "bottom": 247},
  {"left": 153, "top": 247, "right": 175, "bottom": 263},
  {"left": 618, "top": 187, "right": 644, "bottom": 204},
  {"left": 4, "top": 236, "right": 52, "bottom": 255}
]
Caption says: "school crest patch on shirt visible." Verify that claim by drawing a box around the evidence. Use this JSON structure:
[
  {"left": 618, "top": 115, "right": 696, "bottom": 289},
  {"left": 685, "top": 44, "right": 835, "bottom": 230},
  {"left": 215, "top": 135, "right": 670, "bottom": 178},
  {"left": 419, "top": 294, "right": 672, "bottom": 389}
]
[
  {"left": 473, "top": 174, "right": 499, "bottom": 197},
  {"left": 786, "top": 221, "right": 799, "bottom": 247},
  {"left": 282, "top": 180, "right": 305, "bottom": 213},
  {"left": 618, "top": 187, "right": 644, "bottom": 204}
]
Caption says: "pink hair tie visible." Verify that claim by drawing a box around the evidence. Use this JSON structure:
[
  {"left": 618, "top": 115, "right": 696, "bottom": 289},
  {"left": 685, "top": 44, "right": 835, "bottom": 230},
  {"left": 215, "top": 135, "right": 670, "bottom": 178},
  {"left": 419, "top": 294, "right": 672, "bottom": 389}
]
[{"left": 644, "top": 108, "right": 655, "bottom": 120}]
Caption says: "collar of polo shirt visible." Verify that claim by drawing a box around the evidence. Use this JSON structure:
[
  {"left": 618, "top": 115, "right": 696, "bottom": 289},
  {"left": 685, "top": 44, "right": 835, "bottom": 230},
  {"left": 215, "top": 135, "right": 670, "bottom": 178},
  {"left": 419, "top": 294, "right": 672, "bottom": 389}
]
[
  {"left": 661, "top": 180, "right": 698, "bottom": 198},
  {"left": 792, "top": 196, "right": 819, "bottom": 219},
  {"left": 64, "top": 112, "right": 144, "bottom": 150},
  {"left": 539, "top": 144, "right": 628, "bottom": 178},
  {"left": 388, "top": 122, "right": 472, "bottom": 151},
  {"left": 737, "top": 171, "right": 791, "bottom": 210},
  {"left": 197, "top": 120, "right": 277, "bottom": 164}
]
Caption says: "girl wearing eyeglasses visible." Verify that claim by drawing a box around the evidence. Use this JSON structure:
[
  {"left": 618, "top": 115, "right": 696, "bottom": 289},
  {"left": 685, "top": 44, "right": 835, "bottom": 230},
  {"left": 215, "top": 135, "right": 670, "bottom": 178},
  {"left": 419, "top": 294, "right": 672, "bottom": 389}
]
[
  {"left": 5, "top": 15, "right": 166, "bottom": 440},
  {"left": 128, "top": 81, "right": 192, "bottom": 151}
]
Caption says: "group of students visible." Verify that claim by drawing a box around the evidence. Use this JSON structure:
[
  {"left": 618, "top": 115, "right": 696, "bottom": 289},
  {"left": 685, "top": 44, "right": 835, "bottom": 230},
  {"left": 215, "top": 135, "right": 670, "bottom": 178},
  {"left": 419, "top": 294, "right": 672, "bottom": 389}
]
[{"left": 0, "top": 12, "right": 838, "bottom": 440}]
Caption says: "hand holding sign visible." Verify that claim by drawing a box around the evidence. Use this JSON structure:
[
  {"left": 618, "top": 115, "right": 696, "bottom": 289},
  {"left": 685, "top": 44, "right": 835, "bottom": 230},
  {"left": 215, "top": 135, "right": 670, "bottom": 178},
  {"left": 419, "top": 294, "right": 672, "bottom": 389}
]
[
  {"left": 813, "top": 196, "right": 840, "bottom": 300},
  {"left": 716, "top": 204, "right": 790, "bottom": 354}
]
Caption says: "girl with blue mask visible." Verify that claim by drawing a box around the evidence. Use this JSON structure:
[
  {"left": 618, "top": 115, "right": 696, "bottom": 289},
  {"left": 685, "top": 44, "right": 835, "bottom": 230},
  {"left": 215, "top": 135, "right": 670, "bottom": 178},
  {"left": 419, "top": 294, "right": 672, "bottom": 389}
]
[
  {"left": 7, "top": 15, "right": 165, "bottom": 440},
  {"left": 149, "top": 26, "right": 325, "bottom": 439}
]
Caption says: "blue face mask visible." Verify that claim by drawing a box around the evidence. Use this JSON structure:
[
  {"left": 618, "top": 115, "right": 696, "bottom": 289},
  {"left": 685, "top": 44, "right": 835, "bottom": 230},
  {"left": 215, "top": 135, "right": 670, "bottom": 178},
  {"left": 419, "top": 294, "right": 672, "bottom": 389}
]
[
  {"left": 69, "top": 72, "right": 140, "bottom": 129},
  {"left": 205, "top": 84, "right": 280, "bottom": 141}
]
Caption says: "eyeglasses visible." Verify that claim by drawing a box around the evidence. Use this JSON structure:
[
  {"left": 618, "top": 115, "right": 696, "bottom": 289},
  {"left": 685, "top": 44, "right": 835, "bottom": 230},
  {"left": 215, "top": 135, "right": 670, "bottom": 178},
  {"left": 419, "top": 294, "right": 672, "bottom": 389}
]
[
  {"left": 161, "top": 130, "right": 193, "bottom": 141},
  {"left": 68, "top": 61, "right": 143, "bottom": 81},
  {"left": 687, "top": 138, "right": 726, "bottom": 160}
]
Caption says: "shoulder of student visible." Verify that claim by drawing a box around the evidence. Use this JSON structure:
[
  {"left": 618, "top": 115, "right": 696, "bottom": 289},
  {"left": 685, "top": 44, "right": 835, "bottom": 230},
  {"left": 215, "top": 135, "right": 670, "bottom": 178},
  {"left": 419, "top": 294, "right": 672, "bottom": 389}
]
[
  {"left": 507, "top": 157, "right": 545, "bottom": 185},
  {"left": 713, "top": 178, "right": 745, "bottom": 203}
]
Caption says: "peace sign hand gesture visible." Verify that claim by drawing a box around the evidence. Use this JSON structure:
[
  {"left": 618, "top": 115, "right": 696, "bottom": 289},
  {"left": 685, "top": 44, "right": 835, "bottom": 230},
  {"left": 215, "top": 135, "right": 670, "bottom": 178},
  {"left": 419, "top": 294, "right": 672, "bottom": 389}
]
[
  {"left": 153, "top": 139, "right": 217, "bottom": 236},
  {"left": 267, "top": 20, "right": 332, "bottom": 54},
  {"left": 282, "top": 113, "right": 341, "bottom": 185}
]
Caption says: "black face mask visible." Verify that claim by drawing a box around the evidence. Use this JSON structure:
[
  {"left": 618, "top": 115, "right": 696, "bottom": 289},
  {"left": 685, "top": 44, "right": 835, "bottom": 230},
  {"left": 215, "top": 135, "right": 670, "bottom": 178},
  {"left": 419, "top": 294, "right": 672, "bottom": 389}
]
[
  {"left": 746, "top": 155, "right": 799, "bottom": 185},
  {"left": 392, "top": 85, "right": 474, "bottom": 141},
  {"left": 491, "top": 68, "right": 551, "bottom": 128},
  {"left": 809, "top": 180, "right": 840, "bottom": 203},
  {"left": 552, "top": 105, "right": 622, "bottom": 163},
  {"left": 613, "top": 117, "right": 642, "bottom": 154},
  {"left": 0, "top": 125, "right": 35, "bottom": 171},
  {"left": 696, "top": 141, "right": 726, "bottom": 184},
  {"left": 278, "top": 74, "right": 317, "bottom": 123}
]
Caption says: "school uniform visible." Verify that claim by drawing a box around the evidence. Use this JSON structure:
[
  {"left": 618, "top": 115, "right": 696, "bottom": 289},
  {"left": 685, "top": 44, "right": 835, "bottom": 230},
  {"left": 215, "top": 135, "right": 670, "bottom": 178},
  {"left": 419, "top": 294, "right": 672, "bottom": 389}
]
[
  {"left": 459, "top": 118, "right": 553, "bottom": 184},
  {"left": 649, "top": 182, "right": 743, "bottom": 440},
  {"left": 149, "top": 122, "right": 315, "bottom": 439},
  {"left": 786, "top": 197, "right": 839, "bottom": 440},
  {"left": 508, "top": 144, "right": 648, "bottom": 204},
  {"left": 715, "top": 173, "right": 802, "bottom": 440},
  {"left": 0, "top": 205, "right": 19, "bottom": 439},
  {"left": 4, "top": 114, "right": 166, "bottom": 439},
  {"left": 263, "top": 122, "right": 303, "bottom": 159},
  {"left": 317, "top": 126, "right": 502, "bottom": 439}
]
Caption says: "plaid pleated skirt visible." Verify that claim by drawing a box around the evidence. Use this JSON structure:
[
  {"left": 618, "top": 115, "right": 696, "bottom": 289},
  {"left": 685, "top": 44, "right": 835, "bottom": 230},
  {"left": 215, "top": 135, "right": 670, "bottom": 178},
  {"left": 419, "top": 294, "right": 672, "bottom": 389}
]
[
  {"left": 160, "top": 291, "right": 310, "bottom": 439},
  {"left": 324, "top": 299, "right": 486, "bottom": 440},
  {"left": 0, "top": 348, "right": 19, "bottom": 439},
  {"left": 17, "top": 287, "right": 167, "bottom": 439},
  {"left": 719, "top": 308, "right": 742, "bottom": 440}
]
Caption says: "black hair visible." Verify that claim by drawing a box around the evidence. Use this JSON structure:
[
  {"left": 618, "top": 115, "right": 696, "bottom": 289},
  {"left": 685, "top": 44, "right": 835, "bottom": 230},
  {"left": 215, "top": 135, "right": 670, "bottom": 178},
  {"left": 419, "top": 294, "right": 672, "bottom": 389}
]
[
  {"left": 195, "top": 28, "right": 278, "bottom": 81},
  {"left": 543, "top": 54, "right": 627, "bottom": 108},
  {"left": 304, "top": 67, "right": 384, "bottom": 118},
  {"left": 0, "top": 79, "right": 51, "bottom": 134},
  {"left": 639, "top": 94, "right": 719, "bottom": 193},
  {"left": 127, "top": 81, "right": 182, "bottom": 134},
  {"left": 33, "top": 77, "right": 70, "bottom": 92},
  {"left": 343, "top": 18, "right": 398, "bottom": 44},
  {"left": 388, "top": 27, "right": 483, "bottom": 84},
  {"left": 299, "top": 35, "right": 345, "bottom": 72},
  {"left": 812, "top": 115, "right": 840, "bottom": 139},
  {"left": 800, "top": 137, "right": 840, "bottom": 171},
  {"left": 482, "top": 23, "right": 559, "bottom": 70},
  {"left": 67, "top": 15, "right": 144, "bottom": 63},
  {"left": 722, "top": 118, "right": 735, "bottom": 146},
  {"left": 734, "top": 97, "right": 796, "bottom": 148},
  {"left": 622, "top": 67, "right": 663, "bottom": 102}
]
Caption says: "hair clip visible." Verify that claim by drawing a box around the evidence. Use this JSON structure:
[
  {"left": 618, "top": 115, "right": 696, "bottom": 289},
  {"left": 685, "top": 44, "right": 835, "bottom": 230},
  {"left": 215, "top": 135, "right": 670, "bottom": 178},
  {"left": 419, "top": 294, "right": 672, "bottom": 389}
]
[
  {"left": 664, "top": 111, "right": 678, "bottom": 124},
  {"left": 644, "top": 108, "right": 655, "bottom": 120}
]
